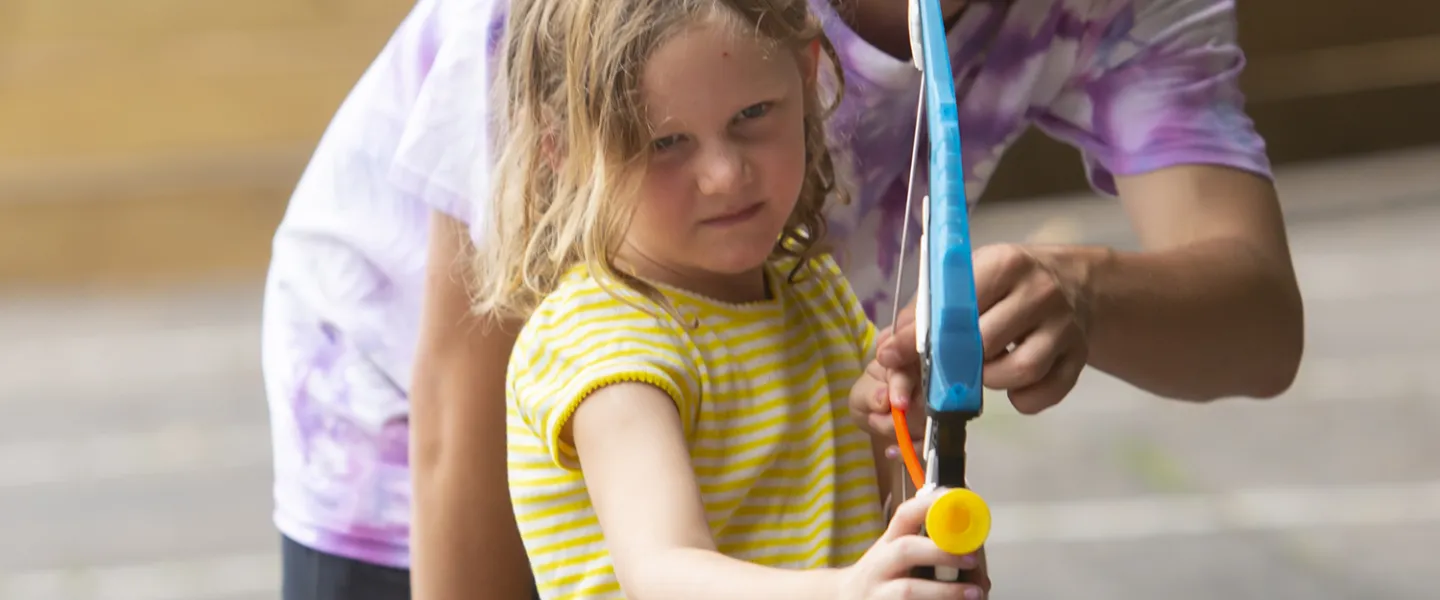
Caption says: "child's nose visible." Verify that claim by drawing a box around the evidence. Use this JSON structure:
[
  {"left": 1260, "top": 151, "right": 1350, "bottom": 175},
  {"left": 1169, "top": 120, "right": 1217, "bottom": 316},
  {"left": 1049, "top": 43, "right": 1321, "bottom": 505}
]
[{"left": 696, "top": 146, "right": 748, "bottom": 196}]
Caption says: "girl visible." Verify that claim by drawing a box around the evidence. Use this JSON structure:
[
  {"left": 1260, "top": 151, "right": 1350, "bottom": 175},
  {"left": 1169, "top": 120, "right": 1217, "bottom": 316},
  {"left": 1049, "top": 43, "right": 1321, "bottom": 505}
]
[{"left": 475, "top": 0, "right": 982, "bottom": 598}]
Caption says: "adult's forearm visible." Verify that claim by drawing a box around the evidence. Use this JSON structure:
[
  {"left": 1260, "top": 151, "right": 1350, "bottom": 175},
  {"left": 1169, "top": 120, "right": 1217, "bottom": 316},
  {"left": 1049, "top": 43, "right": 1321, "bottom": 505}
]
[
  {"left": 410, "top": 211, "right": 533, "bottom": 600},
  {"left": 1052, "top": 239, "right": 1304, "bottom": 402},
  {"left": 410, "top": 357, "right": 532, "bottom": 600}
]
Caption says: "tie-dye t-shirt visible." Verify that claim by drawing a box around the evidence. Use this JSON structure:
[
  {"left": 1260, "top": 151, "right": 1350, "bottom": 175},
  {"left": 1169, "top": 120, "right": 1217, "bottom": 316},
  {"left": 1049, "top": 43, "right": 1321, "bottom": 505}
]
[{"left": 260, "top": 0, "right": 1271, "bottom": 568}]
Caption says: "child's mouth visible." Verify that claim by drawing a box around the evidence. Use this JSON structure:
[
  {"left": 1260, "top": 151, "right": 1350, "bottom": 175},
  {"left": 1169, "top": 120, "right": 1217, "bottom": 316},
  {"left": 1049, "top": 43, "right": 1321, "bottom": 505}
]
[{"left": 702, "top": 202, "right": 764, "bottom": 226}]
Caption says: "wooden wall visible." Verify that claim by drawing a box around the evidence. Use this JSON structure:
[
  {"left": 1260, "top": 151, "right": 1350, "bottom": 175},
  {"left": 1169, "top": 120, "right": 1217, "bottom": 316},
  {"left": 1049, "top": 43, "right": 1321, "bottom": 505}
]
[
  {"left": 3, "top": 0, "right": 1438, "bottom": 287},
  {"left": 0, "top": 0, "right": 414, "bottom": 287}
]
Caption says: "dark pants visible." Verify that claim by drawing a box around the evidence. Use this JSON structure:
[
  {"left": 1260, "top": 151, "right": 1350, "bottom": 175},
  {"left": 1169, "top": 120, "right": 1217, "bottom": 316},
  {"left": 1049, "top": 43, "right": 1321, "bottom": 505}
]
[
  {"left": 282, "top": 536, "right": 411, "bottom": 600},
  {"left": 281, "top": 536, "right": 541, "bottom": 600}
]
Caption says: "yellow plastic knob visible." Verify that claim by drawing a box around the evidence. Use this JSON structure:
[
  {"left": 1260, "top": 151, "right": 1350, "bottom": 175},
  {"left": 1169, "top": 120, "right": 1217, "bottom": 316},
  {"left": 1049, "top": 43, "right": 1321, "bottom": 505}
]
[{"left": 925, "top": 487, "right": 991, "bottom": 555}]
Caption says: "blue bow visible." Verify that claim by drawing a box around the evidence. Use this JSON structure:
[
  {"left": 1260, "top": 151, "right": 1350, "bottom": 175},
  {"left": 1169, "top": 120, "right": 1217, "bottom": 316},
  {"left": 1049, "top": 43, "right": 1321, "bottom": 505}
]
[
  {"left": 910, "top": 0, "right": 984, "bottom": 420},
  {"left": 888, "top": 0, "right": 991, "bottom": 582}
]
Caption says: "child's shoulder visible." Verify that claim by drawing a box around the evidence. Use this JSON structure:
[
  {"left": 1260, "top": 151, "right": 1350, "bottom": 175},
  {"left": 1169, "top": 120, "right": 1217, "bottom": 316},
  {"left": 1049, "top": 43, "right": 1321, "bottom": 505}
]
[
  {"left": 519, "top": 265, "right": 683, "bottom": 346},
  {"left": 510, "top": 265, "right": 702, "bottom": 416}
]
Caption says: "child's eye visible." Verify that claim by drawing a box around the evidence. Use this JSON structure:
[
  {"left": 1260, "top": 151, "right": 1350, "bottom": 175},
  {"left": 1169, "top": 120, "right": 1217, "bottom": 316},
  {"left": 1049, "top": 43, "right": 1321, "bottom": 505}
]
[
  {"left": 651, "top": 135, "right": 682, "bottom": 152},
  {"left": 736, "top": 102, "right": 772, "bottom": 121}
]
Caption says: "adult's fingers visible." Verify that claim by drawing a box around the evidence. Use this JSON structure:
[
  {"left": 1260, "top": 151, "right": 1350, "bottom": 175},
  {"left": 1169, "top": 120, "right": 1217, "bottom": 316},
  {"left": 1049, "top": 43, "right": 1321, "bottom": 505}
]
[
  {"left": 1008, "top": 349, "right": 1086, "bottom": 415},
  {"left": 976, "top": 292, "right": 1035, "bottom": 361},
  {"left": 982, "top": 322, "right": 1061, "bottom": 391},
  {"left": 972, "top": 244, "right": 1028, "bottom": 313}
]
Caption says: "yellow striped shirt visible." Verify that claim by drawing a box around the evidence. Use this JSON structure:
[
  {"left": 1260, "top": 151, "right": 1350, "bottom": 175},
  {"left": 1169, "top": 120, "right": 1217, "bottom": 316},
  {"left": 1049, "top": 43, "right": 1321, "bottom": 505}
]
[{"left": 506, "top": 254, "right": 885, "bottom": 599}]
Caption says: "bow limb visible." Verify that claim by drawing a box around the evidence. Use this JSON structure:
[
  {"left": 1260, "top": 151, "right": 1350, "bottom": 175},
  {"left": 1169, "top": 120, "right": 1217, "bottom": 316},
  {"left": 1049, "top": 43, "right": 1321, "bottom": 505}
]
[{"left": 890, "top": 0, "right": 992, "bottom": 584}]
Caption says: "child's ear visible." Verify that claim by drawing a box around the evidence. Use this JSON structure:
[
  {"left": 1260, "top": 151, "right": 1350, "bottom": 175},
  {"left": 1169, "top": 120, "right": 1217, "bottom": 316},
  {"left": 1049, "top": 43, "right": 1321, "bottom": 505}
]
[{"left": 801, "top": 39, "right": 821, "bottom": 84}]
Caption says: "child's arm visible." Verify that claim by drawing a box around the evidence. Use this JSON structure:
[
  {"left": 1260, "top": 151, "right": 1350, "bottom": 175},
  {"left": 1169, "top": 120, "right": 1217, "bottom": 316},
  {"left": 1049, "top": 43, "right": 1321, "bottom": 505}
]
[
  {"left": 572, "top": 383, "right": 983, "bottom": 600},
  {"left": 570, "top": 381, "right": 842, "bottom": 600}
]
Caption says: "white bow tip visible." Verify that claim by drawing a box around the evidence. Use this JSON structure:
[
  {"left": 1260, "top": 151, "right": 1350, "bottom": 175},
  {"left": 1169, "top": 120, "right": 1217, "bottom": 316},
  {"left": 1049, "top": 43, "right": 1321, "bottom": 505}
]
[{"left": 908, "top": 0, "right": 926, "bottom": 72}]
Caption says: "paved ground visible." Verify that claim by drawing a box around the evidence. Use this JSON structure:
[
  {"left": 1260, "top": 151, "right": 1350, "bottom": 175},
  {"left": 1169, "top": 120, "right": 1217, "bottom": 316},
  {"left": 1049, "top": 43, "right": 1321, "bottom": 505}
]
[{"left": 2, "top": 148, "right": 1438, "bottom": 599}]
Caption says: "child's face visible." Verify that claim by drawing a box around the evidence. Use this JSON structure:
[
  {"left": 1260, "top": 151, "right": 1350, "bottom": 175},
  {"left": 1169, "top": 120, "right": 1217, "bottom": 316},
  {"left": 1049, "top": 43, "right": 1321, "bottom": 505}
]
[{"left": 625, "top": 20, "right": 812, "bottom": 283}]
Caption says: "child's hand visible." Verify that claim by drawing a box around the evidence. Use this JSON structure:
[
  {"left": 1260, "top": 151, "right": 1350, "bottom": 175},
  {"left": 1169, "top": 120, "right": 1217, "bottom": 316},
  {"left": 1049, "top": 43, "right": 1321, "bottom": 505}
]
[
  {"left": 838, "top": 493, "right": 987, "bottom": 600},
  {"left": 850, "top": 358, "right": 889, "bottom": 436},
  {"left": 850, "top": 329, "right": 924, "bottom": 447}
]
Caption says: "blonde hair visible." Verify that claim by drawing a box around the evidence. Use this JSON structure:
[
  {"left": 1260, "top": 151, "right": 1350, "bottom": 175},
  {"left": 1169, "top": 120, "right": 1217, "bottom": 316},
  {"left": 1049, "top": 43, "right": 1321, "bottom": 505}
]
[{"left": 471, "top": 0, "right": 847, "bottom": 322}]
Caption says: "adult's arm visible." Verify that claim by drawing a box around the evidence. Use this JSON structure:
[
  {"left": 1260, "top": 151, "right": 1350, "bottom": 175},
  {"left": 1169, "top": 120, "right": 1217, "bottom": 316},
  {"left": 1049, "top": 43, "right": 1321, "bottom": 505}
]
[
  {"left": 409, "top": 211, "right": 532, "bottom": 600},
  {"left": 870, "top": 1, "right": 1303, "bottom": 409},
  {"left": 1043, "top": 165, "right": 1304, "bottom": 401},
  {"left": 1027, "top": 0, "right": 1303, "bottom": 401}
]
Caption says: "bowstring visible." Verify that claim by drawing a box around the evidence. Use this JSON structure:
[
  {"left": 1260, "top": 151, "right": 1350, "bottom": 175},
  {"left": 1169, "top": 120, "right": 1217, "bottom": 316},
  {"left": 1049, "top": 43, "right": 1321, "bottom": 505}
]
[
  {"left": 887, "top": 76, "right": 927, "bottom": 505},
  {"left": 888, "top": 87, "right": 925, "bottom": 340}
]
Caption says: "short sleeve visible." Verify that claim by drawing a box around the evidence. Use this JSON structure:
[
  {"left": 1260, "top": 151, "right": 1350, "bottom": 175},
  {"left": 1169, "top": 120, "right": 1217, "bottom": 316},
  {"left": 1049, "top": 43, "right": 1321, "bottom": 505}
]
[
  {"left": 508, "top": 286, "right": 701, "bottom": 470},
  {"left": 389, "top": 0, "right": 509, "bottom": 242},
  {"left": 1033, "top": 0, "right": 1272, "bottom": 195},
  {"left": 814, "top": 255, "right": 879, "bottom": 363}
]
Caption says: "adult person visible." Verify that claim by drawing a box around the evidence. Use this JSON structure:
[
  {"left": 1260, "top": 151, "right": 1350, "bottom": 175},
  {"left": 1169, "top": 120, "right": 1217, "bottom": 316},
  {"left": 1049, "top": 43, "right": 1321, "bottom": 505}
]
[{"left": 259, "top": 0, "right": 1304, "bottom": 598}]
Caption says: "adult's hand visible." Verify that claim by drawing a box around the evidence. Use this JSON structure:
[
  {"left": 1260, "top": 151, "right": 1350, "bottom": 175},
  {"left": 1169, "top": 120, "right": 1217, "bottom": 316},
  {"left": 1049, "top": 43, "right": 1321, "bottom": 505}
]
[
  {"left": 858, "top": 243, "right": 1090, "bottom": 438},
  {"left": 861, "top": 164, "right": 1305, "bottom": 435}
]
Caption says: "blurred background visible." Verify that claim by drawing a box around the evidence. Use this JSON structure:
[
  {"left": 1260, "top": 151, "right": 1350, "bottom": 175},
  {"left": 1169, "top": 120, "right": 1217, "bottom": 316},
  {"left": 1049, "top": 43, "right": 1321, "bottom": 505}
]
[{"left": 2, "top": 1, "right": 1438, "bottom": 598}]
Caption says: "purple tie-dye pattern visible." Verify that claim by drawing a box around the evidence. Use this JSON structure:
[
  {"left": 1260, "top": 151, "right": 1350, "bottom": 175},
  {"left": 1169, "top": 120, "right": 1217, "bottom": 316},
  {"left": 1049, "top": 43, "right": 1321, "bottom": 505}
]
[
  {"left": 261, "top": 0, "right": 1271, "bottom": 569},
  {"left": 417, "top": 15, "right": 441, "bottom": 77}
]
